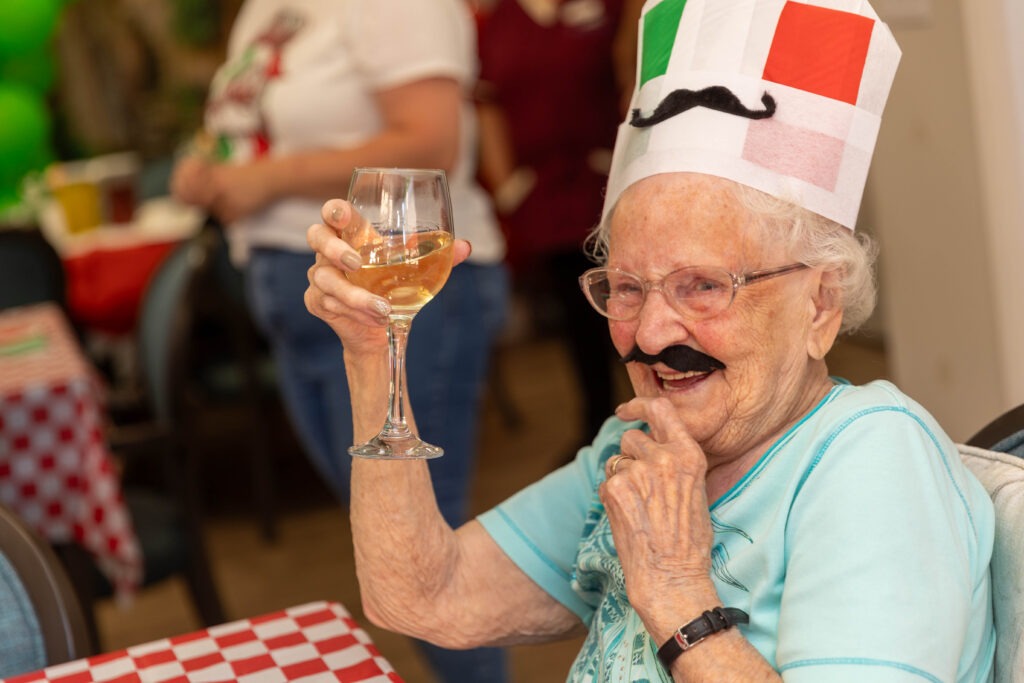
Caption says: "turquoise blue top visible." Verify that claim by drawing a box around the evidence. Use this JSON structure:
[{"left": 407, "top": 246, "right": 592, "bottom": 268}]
[
  {"left": 478, "top": 380, "right": 996, "bottom": 681},
  {"left": 0, "top": 551, "right": 46, "bottom": 677}
]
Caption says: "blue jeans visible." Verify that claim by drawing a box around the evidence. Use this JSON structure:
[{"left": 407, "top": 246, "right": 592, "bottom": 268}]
[{"left": 245, "top": 248, "right": 510, "bottom": 682}]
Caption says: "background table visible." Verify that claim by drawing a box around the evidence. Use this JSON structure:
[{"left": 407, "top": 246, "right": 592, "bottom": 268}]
[
  {"left": 0, "top": 302, "right": 142, "bottom": 597},
  {"left": 2, "top": 601, "right": 404, "bottom": 683}
]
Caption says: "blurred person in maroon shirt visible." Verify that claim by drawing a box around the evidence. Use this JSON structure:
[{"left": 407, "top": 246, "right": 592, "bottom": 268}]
[{"left": 475, "top": 0, "right": 631, "bottom": 459}]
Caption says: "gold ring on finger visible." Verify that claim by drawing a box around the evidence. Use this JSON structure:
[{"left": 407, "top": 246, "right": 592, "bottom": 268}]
[{"left": 609, "top": 454, "right": 632, "bottom": 476}]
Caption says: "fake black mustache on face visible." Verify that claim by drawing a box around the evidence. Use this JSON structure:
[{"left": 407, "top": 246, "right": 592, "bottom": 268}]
[
  {"left": 630, "top": 85, "right": 776, "bottom": 128},
  {"left": 620, "top": 344, "right": 726, "bottom": 373}
]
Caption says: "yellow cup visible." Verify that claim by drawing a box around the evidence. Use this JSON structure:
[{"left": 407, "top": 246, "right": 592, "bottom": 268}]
[{"left": 53, "top": 181, "right": 103, "bottom": 234}]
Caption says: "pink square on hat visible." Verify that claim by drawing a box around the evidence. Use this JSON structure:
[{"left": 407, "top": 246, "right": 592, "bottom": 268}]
[
  {"left": 763, "top": 1, "right": 874, "bottom": 105},
  {"left": 742, "top": 119, "right": 845, "bottom": 191}
]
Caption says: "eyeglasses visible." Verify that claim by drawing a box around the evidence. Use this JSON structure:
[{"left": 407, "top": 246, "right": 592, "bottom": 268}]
[{"left": 578, "top": 263, "right": 809, "bottom": 322}]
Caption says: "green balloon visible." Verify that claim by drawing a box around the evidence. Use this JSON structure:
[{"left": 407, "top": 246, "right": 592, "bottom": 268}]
[
  {"left": 0, "top": 83, "right": 51, "bottom": 197},
  {"left": 0, "top": 188, "right": 21, "bottom": 211},
  {"left": 0, "top": 0, "right": 60, "bottom": 59},
  {"left": 0, "top": 49, "right": 56, "bottom": 94}
]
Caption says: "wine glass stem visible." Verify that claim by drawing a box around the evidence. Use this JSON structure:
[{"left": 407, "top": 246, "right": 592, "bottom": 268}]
[{"left": 381, "top": 316, "right": 414, "bottom": 440}]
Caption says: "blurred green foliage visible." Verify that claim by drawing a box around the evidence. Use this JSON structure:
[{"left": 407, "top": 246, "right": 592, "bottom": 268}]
[{"left": 173, "top": 0, "right": 226, "bottom": 47}]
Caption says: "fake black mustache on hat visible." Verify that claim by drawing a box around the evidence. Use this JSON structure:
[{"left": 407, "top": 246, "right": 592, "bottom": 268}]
[
  {"left": 630, "top": 85, "right": 776, "bottom": 128},
  {"left": 620, "top": 344, "right": 726, "bottom": 373}
]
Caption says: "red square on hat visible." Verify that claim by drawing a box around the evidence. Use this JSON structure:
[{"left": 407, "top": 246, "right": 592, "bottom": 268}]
[{"left": 763, "top": 1, "right": 874, "bottom": 105}]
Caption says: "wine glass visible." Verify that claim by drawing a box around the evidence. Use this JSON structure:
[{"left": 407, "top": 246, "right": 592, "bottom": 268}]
[{"left": 343, "top": 168, "right": 455, "bottom": 459}]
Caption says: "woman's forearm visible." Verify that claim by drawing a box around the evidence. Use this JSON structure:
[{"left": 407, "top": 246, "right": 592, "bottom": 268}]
[
  {"left": 342, "top": 346, "right": 461, "bottom": 637},
  {"left": 342, "top": 345, "right": 582, "bottom": 650},
  {"left": 350, "top": 460, "right": 460, "bottom": 631},
  {"left": 250, "top": 77, "right": 463, "bottom": 206},
  {"left": 264, "top": 128, "right": 459, "bottom": 203}
]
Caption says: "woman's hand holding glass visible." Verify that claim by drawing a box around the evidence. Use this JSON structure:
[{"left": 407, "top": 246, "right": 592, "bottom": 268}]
[
  {"left": 307, "top": 200, "right": 397, "bottom": 353},
  {"left": 304, "top": 190, "right": 473, "bottom": 457}
]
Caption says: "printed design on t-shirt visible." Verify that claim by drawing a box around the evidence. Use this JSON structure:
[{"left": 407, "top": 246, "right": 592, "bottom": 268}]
[
  {"left": 205, "top": 9, "right": 305, "bottom": 161},
  {"left": 711, "top": 544, "right": 747, "bottom": 592},
  {"left": 711, "top": 514, "right": 751, "bottom": 591},
  {"left": 566, "top": 444, "right": 672, "bottom": 682},
  {"left": 570, "top": 512, "right": 664, "bottom": 681},
  {"left": 572, "top": 506, "right": 625, "bottom": 614}
]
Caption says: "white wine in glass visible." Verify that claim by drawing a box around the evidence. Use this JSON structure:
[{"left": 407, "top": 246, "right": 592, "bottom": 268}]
[{"left": 343, "top": 168, "right": 455, "bottom": 459}]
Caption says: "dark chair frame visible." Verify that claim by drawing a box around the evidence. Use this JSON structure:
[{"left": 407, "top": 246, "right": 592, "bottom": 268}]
[
  {"left": 0, "top": 227, "right": 68, "bottom": 312},
  {"left": 966, "top": 403, "right": 1024, "bottom": 450},
  {"left": 150, "top": 239, "right": 229, "bottom": 628},
  {"left": 186, "top": 223, "right": 277, "bottom": 542},
  {"left": 123, "top": 237, "right": 227, "bottom": 626},
  {"left": 0, "top": 504, "right": 92, "bottom": 663}
]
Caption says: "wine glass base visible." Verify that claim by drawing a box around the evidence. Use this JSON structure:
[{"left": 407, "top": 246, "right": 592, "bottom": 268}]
[{"left": 349, "top": 435, "right": 443, "bottom": 460}]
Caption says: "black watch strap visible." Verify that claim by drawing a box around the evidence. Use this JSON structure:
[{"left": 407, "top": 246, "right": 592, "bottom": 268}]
[{"left": 656, "top": 606, "right": 749, "bottom": 669}]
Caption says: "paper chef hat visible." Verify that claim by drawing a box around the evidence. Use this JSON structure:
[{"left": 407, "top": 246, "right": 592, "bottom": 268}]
[{"left": 602, "top": 0, "right": 901, "bottom": 230}]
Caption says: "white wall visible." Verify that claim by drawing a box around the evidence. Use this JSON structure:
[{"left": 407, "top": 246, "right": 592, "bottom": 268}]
[
  {"left": 960, "top": 0, "right": 1024, "bottom": 411},
  {"left": 865, "top": 0, "right": 1024, "bottom": 440}
]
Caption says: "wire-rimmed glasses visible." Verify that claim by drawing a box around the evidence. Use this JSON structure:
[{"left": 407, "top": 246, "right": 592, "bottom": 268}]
[{"left": 579, "top": 263, "right": 808, "bottom": 322}]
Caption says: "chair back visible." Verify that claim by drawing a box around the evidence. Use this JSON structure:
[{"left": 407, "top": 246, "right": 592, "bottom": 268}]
[
  {"left": 0, "top": 228, "right": 66, "bottom": 311},
  {"left": 959, "top": 444, "right": 1024, "bottom": 681},
  {"left": 968, "top": 403, "right": 1024, "bottom": 458},
  {"left": 203, "top": 220, "right": 248, "bottom": 311},
  {"left": 136, "top": 221, "right": 279, "bottom": 542},
  {"left": 136, "top": 239, "right": 207, "bottom": 426},
  {"left": 0, "top": 504, "right": 91, "bottom": 674}
]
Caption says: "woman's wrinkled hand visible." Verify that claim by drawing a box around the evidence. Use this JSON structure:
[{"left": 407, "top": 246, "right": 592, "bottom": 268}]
[
  {"left": 304, "top": 199, "right": 472, "bottom": 356},
  {"left": 600, "top": 397, "right": 717, "bottom": 622}
]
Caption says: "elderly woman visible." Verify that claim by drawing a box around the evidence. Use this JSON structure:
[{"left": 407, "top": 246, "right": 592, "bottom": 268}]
[{"left": 304, "top": 0, "right": 996, "bottom": 680}]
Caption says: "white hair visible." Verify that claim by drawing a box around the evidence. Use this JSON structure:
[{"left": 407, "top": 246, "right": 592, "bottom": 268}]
[{"left": 586, "top": 180, "right": 879, "bottom": 334}]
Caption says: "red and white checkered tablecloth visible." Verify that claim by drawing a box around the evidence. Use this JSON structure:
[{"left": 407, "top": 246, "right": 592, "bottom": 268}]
[
  {"left": 3, "top": 601, "right": 405, "bottom": 683},
  {"left": 0, "top": 302, "right": 142, "bottom": 597}
]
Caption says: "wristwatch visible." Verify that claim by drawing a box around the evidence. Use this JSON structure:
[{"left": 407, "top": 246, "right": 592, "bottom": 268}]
[{"left": 656, "top": 606, "right": 749, "bottom": 669}]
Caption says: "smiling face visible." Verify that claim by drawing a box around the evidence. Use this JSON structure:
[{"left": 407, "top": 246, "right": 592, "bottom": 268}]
[{"left": 607, "top": 173, "right": 841, "bottom": 463}]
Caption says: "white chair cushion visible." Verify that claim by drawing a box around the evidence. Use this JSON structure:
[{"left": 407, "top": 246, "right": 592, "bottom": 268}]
[{"left": 959, "top": 444, "right": 1024, "bottom": 681}]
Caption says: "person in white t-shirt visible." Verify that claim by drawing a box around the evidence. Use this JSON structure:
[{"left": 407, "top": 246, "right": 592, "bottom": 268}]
[{"left": 171, "top": 2, "right": 510, "bottom": 680}]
